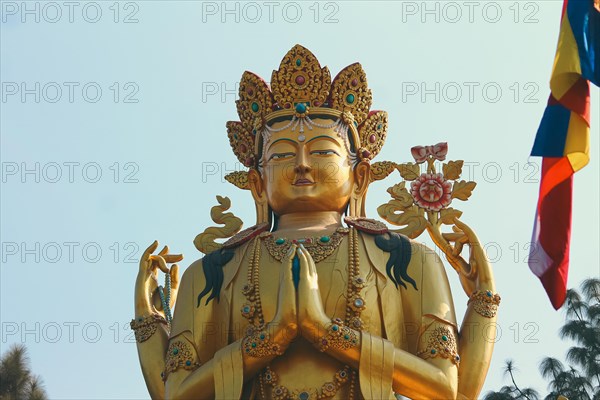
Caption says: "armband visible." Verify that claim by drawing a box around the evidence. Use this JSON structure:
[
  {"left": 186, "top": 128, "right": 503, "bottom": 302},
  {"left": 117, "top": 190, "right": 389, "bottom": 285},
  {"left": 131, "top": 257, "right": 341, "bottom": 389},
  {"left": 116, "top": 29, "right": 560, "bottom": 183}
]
[
  {"left": 417, "top": 326, "right": 460, "bottom": 365},
  {"left": 130, "top": 314, "right": 168, "bottom": 343},
  {"left": 162, "top": 339, "right": 200, "bottom": 381},
  {"left": 468, "top": 290, "right": 501, "bottom": 318},
  {"left": 242, "top": 327, "right": 283, "bottom": 358},
  {"left": 317, "top": 318, "right": 359, "bottom": 352}
]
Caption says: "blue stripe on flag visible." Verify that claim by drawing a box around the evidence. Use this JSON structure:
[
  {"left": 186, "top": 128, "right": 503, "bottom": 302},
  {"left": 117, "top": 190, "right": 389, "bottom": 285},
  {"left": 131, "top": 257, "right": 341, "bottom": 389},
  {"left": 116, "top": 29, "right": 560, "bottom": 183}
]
[
  {"left": 567, "top": 0, "right": 599, "bottom": 85},
  {"left": 531, "top": 104, "right": 571, "bottom": 157}
]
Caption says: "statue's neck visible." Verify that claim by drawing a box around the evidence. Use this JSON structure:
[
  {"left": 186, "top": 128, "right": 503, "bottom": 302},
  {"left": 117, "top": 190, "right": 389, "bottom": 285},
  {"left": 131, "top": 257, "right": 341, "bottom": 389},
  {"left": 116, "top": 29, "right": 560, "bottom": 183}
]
[{"left": 273, "top": 211, "right": 343, "bottom": 238}]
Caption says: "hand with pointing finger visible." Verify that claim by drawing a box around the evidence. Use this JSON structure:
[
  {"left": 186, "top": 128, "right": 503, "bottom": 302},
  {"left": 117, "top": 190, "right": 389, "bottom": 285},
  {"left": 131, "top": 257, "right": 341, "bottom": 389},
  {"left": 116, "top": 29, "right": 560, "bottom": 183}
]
[
  {"left": 426, "top": 217, "right": 494, "bottom": 296},
  {"left": 134, "top": 240, "right": 183, "bottom": 317}
]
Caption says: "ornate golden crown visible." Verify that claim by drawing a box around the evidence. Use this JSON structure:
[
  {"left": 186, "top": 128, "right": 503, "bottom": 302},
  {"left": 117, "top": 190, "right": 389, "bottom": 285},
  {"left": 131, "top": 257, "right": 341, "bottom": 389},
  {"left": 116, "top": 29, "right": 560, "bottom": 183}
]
[{"left": 226, "top": 44, "right": 388, "bottom": 168}]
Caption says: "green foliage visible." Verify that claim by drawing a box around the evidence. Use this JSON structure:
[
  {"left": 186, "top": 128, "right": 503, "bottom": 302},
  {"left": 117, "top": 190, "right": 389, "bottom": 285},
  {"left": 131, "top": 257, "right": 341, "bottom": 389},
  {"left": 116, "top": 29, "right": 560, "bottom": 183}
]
[
  {"left": 0, "top": 344, "right": 48, "bottom": 400},
  {"left": 485, "top": 278, "right": 600, "bottom": 400}
]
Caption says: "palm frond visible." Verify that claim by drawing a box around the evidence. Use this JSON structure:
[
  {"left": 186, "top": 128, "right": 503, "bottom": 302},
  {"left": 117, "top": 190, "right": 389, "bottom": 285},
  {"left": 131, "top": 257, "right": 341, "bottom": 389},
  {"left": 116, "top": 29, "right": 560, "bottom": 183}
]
[
  {"left": 588, "top": 304, "right": 600, "bottom": 326},
  {"left": 540, "top": 357, "right": 565, "bottom": 380},
  {"left": 566, "top": 347, "right": 591, "bottom": 371},
  {"left": 521, "top": 387, "right": 541, "bottom": 400},
  {"left": 484, "top": 391, "right": 516, "bottom": 400},
  {"left": 504, "top": 359, "right": 517, "bottom": 378},
  {"left": 559, "top": 320, "right": 591, "bottom": 343},
  {"left": 564, "top": 289, "right": 585, "bottom": 319},
  {"left": 581, "top": 278, "right": 600, "bottom": 303},
  {"left": 0, "top": 344, "right": 32, "bottom": 399},
  {"left": 26, "top": 375, "right": 48, "bottom": 400}
]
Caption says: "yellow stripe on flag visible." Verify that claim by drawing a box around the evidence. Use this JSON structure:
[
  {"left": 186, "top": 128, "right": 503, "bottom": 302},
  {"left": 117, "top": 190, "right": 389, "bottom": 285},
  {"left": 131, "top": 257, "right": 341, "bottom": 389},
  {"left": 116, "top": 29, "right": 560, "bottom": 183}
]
[
  {"left": 564, "top": 112, "right": 590, "bottom": 172},
  {"left": 551, "top": 15, "right": 582, "bottom": 99}
]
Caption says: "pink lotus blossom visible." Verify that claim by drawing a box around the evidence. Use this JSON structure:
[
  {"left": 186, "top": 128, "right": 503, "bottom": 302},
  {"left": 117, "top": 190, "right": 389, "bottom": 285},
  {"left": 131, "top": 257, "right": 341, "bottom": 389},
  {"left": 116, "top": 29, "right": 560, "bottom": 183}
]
[{"left": 410, "top": 173, "right": 452, "bottom": 211}]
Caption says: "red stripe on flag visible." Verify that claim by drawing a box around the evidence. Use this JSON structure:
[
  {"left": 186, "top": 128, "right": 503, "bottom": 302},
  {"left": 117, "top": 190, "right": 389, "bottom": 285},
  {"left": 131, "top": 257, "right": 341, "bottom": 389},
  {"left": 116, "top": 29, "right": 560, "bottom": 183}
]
[
  {"left": 538, "top": 157, "right": 574, "bottom": 207},
  {"left": 562, "top": 0, "right": 569, "bottom": 18},
  {"left": 536, "top": 157, "right": 573, "bottom": 309},
  {"left": 558, "top": 77, "right": 591, "bottom": 124}
]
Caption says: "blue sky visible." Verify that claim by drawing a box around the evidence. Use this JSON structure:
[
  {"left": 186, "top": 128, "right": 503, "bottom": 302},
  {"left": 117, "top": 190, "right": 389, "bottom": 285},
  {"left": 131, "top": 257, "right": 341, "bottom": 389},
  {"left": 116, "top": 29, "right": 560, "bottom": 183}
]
[{"left": 1, "top": 1, "right": 599, "bottom": 398}]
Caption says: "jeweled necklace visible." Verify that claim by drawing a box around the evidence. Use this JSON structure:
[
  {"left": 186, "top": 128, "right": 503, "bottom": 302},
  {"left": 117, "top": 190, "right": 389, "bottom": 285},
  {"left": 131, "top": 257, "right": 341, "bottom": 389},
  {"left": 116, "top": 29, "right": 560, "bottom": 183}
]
[
  {"left": 259, "top": 365, "right": 357, "bottom": 400},
  {"left": 241, "top": 226, "right": 365, "bottom": 399},
  {"left": 261, "top": 227, "right": 348, "bottom": 263}
]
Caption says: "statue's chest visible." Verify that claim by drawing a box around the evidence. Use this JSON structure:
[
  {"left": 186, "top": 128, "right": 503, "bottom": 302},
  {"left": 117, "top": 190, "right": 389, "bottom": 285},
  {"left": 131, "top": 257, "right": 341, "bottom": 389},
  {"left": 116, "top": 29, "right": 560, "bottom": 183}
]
[{"left": 229, "top": 239, "right": 385, "bottom": 340}]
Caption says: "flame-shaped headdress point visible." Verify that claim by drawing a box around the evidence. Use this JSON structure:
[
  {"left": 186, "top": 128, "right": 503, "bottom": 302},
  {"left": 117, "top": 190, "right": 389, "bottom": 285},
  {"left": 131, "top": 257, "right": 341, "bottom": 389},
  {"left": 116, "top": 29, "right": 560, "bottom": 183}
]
[{"left": 227, "top": 45, "right": 388, "bottom": 168}]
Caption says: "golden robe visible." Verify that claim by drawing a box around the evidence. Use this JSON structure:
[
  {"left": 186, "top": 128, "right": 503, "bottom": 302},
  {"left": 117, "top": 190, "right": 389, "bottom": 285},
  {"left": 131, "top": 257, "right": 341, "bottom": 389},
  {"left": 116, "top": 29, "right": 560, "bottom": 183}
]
[{"left": 168, "top": 230, "right": 457, "bottom": 399}]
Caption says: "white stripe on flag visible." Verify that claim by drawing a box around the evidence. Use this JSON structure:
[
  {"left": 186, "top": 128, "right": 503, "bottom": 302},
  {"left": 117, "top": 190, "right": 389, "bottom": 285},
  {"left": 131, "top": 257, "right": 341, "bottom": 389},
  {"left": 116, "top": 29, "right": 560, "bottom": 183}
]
[{"left": 528, "top": 211, "right": 553, "bottom": 277}]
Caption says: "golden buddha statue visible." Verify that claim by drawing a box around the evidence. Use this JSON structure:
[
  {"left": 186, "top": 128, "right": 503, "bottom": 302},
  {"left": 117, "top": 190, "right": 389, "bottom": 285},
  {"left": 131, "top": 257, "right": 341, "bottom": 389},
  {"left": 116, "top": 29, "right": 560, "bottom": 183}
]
[{"left": 131, "top": 45, "right": 500, "bottom": 400}]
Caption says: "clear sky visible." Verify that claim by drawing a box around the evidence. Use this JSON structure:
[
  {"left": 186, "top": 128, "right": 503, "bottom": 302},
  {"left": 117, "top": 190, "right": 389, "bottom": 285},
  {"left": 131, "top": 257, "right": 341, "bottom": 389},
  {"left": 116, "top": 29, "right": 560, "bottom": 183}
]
[{"left": 1, "top": 1, "right": 599, "bottom": 399}]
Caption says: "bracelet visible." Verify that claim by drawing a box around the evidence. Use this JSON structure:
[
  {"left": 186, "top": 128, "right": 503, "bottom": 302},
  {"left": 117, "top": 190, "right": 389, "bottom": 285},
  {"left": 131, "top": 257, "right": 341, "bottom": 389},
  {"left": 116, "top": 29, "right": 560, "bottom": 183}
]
[
  {"left": 417, "top": 326, "right": 460, "bottom": 365},
  {"left": 318, "top": 318, "right": 359, "bottom": 352},
  {"left": 162, "top": 339, "right": 200, "bottom": 381},
  {"left": 130, "top": 314, "right": 168, "bottom": 343},
  {"left": 468, "top": 290, "right": 501, "bottom": 318},
  {"left": 242, "top": 327, "right": 284, "bottom": 358}
]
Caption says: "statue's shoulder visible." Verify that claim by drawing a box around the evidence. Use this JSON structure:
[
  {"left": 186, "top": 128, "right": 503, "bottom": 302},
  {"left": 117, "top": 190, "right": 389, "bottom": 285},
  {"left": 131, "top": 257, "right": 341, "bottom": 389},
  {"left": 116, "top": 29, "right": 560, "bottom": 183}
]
[
  {"left": 405, "top": 240, "right": 445, "bottom": 271},
  {"left": 344, "top": 217, "right": 418, "bottom": 290},
  {"left": 344, "top": 216, "right": 413, "bottom": 254},
  {"left": 344, "top": 216, "right": 389, "bottom": 235},
  {"left": 221, "top": 222, "right": 270, "bottom": 249},
  {"left": 186, "top": 225, "right": 263, "bottom": 308}
]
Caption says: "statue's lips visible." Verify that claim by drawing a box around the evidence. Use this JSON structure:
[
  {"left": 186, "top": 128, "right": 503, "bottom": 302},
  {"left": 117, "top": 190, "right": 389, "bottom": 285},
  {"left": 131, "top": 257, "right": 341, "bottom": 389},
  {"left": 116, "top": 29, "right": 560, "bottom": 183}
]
[{"left": 293, "top": 178, "right": 315, "bottom": 186}]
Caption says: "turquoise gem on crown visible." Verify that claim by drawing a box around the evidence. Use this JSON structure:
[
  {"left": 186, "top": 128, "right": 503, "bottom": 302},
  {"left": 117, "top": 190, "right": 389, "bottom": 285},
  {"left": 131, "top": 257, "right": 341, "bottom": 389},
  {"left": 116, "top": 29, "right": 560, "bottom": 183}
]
[{"left": 295, "top": 102, "right": 307, "bottom": 114}]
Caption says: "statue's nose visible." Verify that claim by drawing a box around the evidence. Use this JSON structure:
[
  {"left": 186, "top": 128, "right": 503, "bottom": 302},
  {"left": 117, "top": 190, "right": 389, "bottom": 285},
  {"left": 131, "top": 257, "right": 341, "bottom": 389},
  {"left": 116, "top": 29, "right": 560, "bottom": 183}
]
[{"left": 294, "top": 150, "right": 312, "bottom": 174}]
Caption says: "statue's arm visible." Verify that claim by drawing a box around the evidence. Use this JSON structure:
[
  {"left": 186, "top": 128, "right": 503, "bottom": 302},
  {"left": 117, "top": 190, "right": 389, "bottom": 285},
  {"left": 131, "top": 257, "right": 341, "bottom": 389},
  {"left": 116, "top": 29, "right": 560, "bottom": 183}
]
[
  {"left": 314, "top": 319, "right": 458, "bottom": 399},
  {"left": 165, "top": 253, "right": 297, "bottom": 400},
  {"left": 298, "top": 239, "right": 458, "bottom": 399},
  {"left": 315, "top": 244, "right": 458, "bottom": 399},
  {"left": 134, "top": 306, "right": 169, "bottom": 399},
  {"left": 388, "top": 243, "right": 459, "bottom": 399},
  {"left": 425, "top": 217, "right": 498, "bottom": 399},
  {"left": 456, "top": 265, "right": 497, "bottom": 398},
  {"left": 133, "top": 241, "right": 181, "bottom": 400}
]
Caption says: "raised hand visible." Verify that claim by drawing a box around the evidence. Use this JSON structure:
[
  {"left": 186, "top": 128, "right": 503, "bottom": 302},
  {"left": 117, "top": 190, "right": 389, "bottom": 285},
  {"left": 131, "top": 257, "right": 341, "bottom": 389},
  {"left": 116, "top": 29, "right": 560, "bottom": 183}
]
[
  {"left": 426, "top": 217, "right": 494, "bottom": 296},
  {"left": 296, "top": 244, "right": 329, "bottom": 344},
  {"left": 134, "top": 240, "right": 183, "bottom": 317}
]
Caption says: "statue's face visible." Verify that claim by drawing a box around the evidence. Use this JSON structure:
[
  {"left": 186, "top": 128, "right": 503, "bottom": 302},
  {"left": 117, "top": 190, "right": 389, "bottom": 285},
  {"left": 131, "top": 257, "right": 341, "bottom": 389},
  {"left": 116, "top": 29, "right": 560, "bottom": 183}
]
[{"left": 261, "top": 118, "right": 355, "bottom": 216}]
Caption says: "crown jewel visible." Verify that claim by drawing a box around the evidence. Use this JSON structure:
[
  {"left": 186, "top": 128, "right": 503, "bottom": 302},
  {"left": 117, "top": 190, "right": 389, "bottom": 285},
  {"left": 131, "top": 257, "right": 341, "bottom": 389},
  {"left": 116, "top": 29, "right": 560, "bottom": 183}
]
[{"left": 227, "top": 44, "right": 387, "bottom": 168}]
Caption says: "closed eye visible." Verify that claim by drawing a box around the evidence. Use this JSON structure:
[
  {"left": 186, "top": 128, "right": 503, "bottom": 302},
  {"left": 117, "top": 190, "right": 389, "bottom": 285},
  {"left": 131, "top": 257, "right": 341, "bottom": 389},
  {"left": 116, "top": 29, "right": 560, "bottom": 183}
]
[
  {"left": 268, "top": 152, "right": 295, "bottom": 161},
  {"left": 310, "top": 150, "right": 340, "bottom": 156}
]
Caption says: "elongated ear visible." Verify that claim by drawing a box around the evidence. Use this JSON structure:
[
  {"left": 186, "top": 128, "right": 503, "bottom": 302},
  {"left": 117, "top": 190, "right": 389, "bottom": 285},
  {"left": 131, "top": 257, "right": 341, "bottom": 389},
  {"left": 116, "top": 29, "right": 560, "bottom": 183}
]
[
  {"left": 349, "top": 161, "right": 370, "bottom": 217},
  {"left": 248, "top": 168, "right": 269, "bottom": 225},
  {"left": 248, "top": 168, "right": 264, "bottom": 199},
  {"left": 353, "top": 161, "right": 370, "bottom": 197}
]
